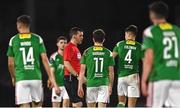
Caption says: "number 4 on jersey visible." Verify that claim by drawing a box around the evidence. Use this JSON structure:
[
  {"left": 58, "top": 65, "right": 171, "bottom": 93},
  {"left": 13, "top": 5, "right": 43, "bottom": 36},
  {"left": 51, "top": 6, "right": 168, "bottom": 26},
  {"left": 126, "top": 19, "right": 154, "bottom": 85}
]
[{"left": 125, "top": 49, "right": 132, "bottom": 64}]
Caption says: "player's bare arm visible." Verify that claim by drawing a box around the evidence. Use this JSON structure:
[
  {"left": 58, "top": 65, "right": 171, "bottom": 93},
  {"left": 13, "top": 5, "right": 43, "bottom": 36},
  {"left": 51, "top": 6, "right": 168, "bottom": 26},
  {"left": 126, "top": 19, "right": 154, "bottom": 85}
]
[
  {"left": 112, "top": 52, "right": 118, "bottom": 58},
  {"left": 64, "top": 61, "right": 78, "bottom": 76},
  {"left": 8, "top": 57, "right": 15, "bottom": 86},
  {"left": 78, "top": 64, "right": 86, "bottom": 98},
  {"left": 41, "top": 53, "right": 60, "bottom": 95},
  {"left": 141, "top": 48, "right": 153, "bottom": 96},
  {"left": 108, "top": 66, "right": 114, "bottom": 95}
]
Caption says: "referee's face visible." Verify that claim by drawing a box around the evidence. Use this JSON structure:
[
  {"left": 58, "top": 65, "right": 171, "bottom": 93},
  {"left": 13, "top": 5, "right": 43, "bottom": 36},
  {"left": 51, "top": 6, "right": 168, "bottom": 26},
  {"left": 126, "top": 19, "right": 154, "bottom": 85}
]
[{"left": 75, "top": 31, "right": 84, "bottom": 44}]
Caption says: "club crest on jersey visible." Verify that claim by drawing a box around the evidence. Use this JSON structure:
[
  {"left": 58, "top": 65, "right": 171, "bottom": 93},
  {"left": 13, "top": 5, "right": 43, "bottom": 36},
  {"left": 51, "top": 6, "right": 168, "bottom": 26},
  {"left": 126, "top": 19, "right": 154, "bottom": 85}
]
[
  {"left": 77, "top": 53, "right": 81, "bottom": 59},
  {"left": 19, "top": 34, "right": 31, "bottom": 39}
]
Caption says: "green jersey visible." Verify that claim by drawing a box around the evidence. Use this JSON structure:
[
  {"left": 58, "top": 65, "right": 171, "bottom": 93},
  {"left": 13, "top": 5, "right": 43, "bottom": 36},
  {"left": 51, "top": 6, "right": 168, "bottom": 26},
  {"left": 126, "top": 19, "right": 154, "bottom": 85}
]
[
  {"left": 81, "top": 46, "right": 115, "bottom": 87},
  {"left": 49, "top": 52, "right": 64, "bottom": 86},
  {"left": 113, "top": 40, "right": 142, "bottom": 77},
  {"left": 7, "top": 33, "right": 46, "bottom": 82},
  {"left": 143, "top": 23, "right": 180, "bottom": 81}
]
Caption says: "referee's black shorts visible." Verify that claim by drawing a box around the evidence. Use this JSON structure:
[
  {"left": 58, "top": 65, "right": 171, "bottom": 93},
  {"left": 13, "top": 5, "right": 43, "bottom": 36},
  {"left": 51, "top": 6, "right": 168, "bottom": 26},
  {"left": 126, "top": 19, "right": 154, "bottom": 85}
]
[{"left": 64, "top": 75, "right": 83, "bottom": 103}]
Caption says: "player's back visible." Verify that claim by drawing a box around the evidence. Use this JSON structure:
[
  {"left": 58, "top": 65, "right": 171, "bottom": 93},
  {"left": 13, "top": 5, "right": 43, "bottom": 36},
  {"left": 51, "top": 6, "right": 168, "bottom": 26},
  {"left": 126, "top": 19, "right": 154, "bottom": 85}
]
[
  {"left": 81, "top": 46, "right": 114, "bottom": 87},
  {"left": 114, "top": 40, "right": 142, "bottom": 77},
  {"left": 143, "top": 23, "right": 180, "bottom": 81},
  {"left": 7, "top": 33, "right": 46, "bottom": 82}
]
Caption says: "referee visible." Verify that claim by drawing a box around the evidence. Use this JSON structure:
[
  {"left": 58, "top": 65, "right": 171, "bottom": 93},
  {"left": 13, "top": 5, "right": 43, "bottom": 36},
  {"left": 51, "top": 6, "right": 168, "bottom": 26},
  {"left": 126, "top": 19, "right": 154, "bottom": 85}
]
[{"left": 64, "top": 27, "right": 84, "bottom": 107}]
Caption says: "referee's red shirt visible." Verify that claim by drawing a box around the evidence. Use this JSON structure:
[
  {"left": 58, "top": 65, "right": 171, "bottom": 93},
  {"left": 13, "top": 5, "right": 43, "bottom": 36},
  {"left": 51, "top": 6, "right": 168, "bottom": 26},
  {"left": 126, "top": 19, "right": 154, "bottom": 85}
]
[{"left": 63, "top": 42, "right": 81, "bottom": 76}]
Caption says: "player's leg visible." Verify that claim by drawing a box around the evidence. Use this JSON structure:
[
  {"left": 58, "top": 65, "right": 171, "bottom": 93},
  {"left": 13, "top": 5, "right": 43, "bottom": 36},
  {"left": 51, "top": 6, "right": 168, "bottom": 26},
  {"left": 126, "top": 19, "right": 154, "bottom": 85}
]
[
  {"left": 98, "top": 102, "right": 106, "bottom": 108},
  {"left": 32, "top": 101, "right": 42, "bottom": 107},
  {"left": 62, "top": 86, "right": 70, "bottom": 107},
  {"left": 19, "top": 103, "right": 30, "bottom": 108},
  {"left": 127, "top": 73, "right": 140, "bottom": 107},
  {"left": 117, "top": 77, "right": 128, "bottom": 107},
  {"left": 128, "top": 97, "right": 137, "bottom": 107},
  {"left": 16, "top": 81, "right": 31, "bottom": 107},
  {"left": 166, "top": 80, "right": 180, "bottom": 107},
  {"left": 51, "top": 87, "right": 62, "bottom": 108},
  {"left": 147, "top": 80, "right": 170, "bottom": 107},
  {"left": 30, "top": 80, "right": 43, "bottom": 107},
  {"left": 97, "top": 86, "right": 109, "bottom": 108},
  {"left": 87, "top": 87, "right": 97, "bottom": 108}
]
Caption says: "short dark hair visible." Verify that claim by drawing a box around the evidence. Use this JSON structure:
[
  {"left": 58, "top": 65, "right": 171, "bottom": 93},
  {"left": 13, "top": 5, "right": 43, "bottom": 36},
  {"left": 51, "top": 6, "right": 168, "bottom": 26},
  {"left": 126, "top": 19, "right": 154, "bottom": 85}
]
[
  {"left": 57, "top": 36, "right": 67, "bottom": 43},
  {"left": 17, "top": 15, "right": 32, "bottom": 27},
  {"left": 125, "top": 25, "right": 138, "bottom": 36},
  {"left": 149, "top": 1, "right": 169, "bottom": 19},
  {"left": 69, "top": 27, "right": 83, "bottom": 39},
  {"left": 93, "top": 29, "right": 105, "bottom": 43}
]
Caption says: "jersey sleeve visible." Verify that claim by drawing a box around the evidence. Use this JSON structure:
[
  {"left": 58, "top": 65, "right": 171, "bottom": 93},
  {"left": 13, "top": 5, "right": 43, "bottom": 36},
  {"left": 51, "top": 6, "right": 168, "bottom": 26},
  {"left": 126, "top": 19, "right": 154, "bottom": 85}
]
[
  {"left": 39, "top": 36, "right": 46, "bottom": 54},
  {"left": 80, "top": 50, "right": 87, "bottom": 65},
  {"left": 49, "top": 55, "right": 56, "bottom": 68},
  {"left": 113, "top": 43, "right": 119, "bottom": 54},
  {"left": 108, "top": 51, "right": 115, "bottom": 66},
  {"left": 7, "top": 37, "right": 14, "bottom": 57},
  {"left": 142, "top": 27, "right": 154, "bottom": 51},
  {"left": 63, "top": 46, "right": 73, "bottom": 61}
]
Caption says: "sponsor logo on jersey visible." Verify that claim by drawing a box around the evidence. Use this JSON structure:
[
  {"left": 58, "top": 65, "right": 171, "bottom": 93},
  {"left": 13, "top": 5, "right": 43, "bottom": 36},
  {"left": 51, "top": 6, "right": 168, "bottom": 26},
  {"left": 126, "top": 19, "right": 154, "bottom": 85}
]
[
  {"left": 77, "top": 53, "right": 81, "bottom": 59},
  {"left": 93, "top": 46, "right": 103, "bottom": 51},
  {"left": 159, "top": 23, "right": 172, "bottom": 30},
  {"left": 19, "top": 34, "right": 31, "bottom": 39},
  {"left": 126, "top": 40, "right": 135, "bottom": 45}
]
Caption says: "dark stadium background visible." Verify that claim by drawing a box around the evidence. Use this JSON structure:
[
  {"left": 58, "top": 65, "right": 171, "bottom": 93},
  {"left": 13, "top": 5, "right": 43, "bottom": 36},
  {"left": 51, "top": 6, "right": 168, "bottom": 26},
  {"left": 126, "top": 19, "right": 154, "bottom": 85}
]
[{"left": 0, "top": 0, "right": 180, "bottom": 107}]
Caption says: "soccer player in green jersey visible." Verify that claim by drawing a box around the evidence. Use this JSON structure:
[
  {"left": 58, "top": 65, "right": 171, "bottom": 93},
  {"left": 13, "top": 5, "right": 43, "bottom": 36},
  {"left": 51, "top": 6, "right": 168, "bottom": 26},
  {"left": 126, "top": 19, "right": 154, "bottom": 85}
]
[
  {"left": 113, "top": 25, "right": 142, "bottom": 107},
  {"left": 7, "top": 15, "right": 60, "bottom": 107},
  {"left": 141, "top": 1, "right": 180, "bottom": 107},
  {"left": 78, "top": 29, "right": 115, "bottom": 107},
  {"left": 48, "top": 36, "right": 70, "bottom": 107}
]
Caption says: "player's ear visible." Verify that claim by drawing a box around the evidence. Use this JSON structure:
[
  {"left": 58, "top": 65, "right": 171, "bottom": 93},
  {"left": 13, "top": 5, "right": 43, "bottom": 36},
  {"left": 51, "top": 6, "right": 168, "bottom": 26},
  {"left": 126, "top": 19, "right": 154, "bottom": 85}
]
[
  {"left": 56, "top": 42, "right": 59, "bottom": 47},
  {"left": 93, "top": 38, "right": 95, "bottom": 43},
  {"left": 102, "top": 39, "right": 105, "bottom": 43}
]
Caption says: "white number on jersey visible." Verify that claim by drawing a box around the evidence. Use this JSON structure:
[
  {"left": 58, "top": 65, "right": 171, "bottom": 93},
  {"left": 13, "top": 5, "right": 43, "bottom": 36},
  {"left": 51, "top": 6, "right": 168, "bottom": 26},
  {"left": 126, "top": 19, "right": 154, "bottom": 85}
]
[
  {"left": 94, "top": 57, "right": 104, "bottom": 73},
  {"left": 163, "top": 36, "right": 179, "bottom": 59},
  {"left": 20, "top": 47, "right": 35, "bottom": 65},
  {"left": 125, "top": 49, "right": 132, "bottom": 64}
]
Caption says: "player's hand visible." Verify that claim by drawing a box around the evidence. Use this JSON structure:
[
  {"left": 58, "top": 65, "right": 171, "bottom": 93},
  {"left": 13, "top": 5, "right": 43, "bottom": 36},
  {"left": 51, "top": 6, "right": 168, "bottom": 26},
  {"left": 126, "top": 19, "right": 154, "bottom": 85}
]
[
  {"left": 11, "top": 78, "right": 15, "bottom": 86},
  {"left": 108, "top": 85, "right": 113, "bottom": 95},
  {"left": 54, "top": 85, "right": 61, "bottom": 96},
  {"left": 141, "top": 79, "right": 148, "bottom": 97},
  {"left": 78, "top": 86, "right": 84, "bottom": 98},
  {"left": 47, "top": 79, "right": 53, "bottom": 89}
]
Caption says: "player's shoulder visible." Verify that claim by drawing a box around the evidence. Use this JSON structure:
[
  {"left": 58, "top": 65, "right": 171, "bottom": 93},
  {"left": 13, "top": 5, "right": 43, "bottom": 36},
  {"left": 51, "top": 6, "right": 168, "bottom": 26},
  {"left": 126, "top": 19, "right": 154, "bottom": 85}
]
[
  {"left": 31, "top": 33, "right": 44, "bottom": 43},
  {"left": 50, "top": 52, "right": 58, "bottom": 60},
  {"left": 83, "top": 46, "right": 93, "bottom": 54},
  {"left": 103, "top": 47, "right": 112, "bottom": 55},
  {"left": 115, "top": 40, "right": 125, "bottom": 47},
  {"left": 143, "top": 25, "right": 156, "bottom": 38},
  {"left": 135, "top": 41, "right": 142, "bottom": 46},
  {"left": 8, "top": 34, "right": 18, "bottom": 46}
]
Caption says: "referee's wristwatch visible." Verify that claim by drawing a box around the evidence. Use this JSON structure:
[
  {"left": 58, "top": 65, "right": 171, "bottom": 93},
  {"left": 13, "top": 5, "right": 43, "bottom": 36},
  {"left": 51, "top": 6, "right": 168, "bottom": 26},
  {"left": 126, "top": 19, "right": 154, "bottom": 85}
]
[{"left": 75, "top": 74, "right": 79, "bottom": 78}]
